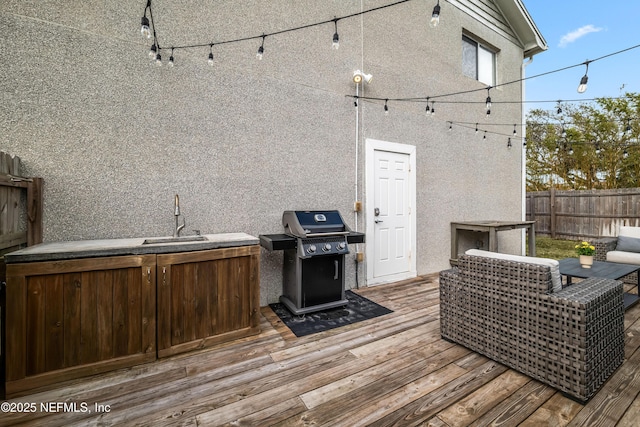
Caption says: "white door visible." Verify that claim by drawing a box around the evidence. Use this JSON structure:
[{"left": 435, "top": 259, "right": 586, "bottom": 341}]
[{"left": 366, "top": 139, "right": 416, "bottom": 285}]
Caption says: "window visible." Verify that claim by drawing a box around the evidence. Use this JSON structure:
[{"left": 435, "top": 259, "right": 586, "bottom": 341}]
[{"left": 462, "top": 35, "right": 496, "bottom": 86}]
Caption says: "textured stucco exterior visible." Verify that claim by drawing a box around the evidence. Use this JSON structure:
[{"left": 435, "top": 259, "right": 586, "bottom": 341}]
[{"left": 1, "top": 1, "right": 544, "bottom": 305}]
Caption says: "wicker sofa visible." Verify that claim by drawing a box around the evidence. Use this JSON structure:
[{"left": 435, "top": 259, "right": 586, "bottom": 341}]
[
  {"left": 440, "top": 249, "right": 624, "bottom": 402},
  {"left": 595, "top": 225, "right": 640, "bottom": 285}
]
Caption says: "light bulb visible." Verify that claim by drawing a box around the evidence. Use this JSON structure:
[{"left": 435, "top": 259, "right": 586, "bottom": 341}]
[
  {"left": 208, "top": 52, "right": 214, "bottom": 66},
  {"left": 149, "top": 44, "right": 157, "bottom": 58},
  {"left": 168, "top": 55, "right": 174, "bottom": 67},
  {"left": 256, "top": 45, "right": 264, "bottom": 60},
  {"left": 155, "top": 53, "right": 162, "bottom": 66},
  {"left": 577, "top": 75, "right": 588, "bottom": 93},
  {"left": 332, "top": 32, "right": 340, "bottom": 50},
  {"left": 485, "top": 95, "right": 492, "bottom": 111},
  {"left": 140, "top": 16, "right": 151, "bottom": 38},
  {"left": 507, "top": 138, "right": 512, "bottom": 148},
  {"left": 430, "top": 3, "right": 441, "bottom": 28},
  {"left": 384, "top": 100, "right": 389, "bottom": 115}
]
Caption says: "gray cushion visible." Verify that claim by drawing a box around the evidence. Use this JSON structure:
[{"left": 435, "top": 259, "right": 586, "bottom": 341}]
[{"left": 616, "top": 235, "right": 640, "bottom": 253}]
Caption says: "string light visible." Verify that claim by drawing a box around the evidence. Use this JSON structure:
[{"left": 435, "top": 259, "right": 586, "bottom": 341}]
[
  {"left": 556, "top": 100, "right": 562, "bottom": 114},
  {"left": 483, "top": 131, "right": 487, "bottom": 140},
  {"left": 577, "top": 61, "right": 590, "bottom": 93},
  {"left": 384, "top": 99, "right": 389, "bottom": 115},
  {"left": 430, "top": 1, "right": 441, "bottom": 28},
  {"left": 257, "top": 35, "right": 265, "bottom": 60},
  {"left": 475, "top": 123, "right": 478, "bottom": 134},
  {"left": 430, "top": 101, "right": 435, "bottom": 116},
  {"left": 332, "top": 18, "right": 340, "bottom": 49},
  {"left": 140, "top": 0, "right": 152, "bottom": 39},
  {"left": 168, "top": 48, "right": 175, "bottom": 67},
  {"left": 208, "top": 44, "right": 214, "bottom": 66},
  {"left": 425, "top": 97, "right": 431, "bottom": 116},
  {"left": 155, "top": 52, "right": 162, "bottom": 66},
  {"left": 448, "top": 121, "right": 452, "bottom": 131},
  {"left": 149, "top": 43, "right": 157, "bottom": 59},
  {"left": 513, "top": 124, "right": 517, "bottom": 136},
  {"left": 485, "top": 87, "right": 492, "bottom": 116},
  {"left": 507, "top": 138, "right": 512, "bottom": 148}
]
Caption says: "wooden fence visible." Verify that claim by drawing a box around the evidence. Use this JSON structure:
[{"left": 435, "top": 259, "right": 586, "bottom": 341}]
[
  {"left": 1, "top": 150, "right": 43, "bottom": 397},
  {"left": 526, "top": 187, "right": 640, "bottom": 240}
]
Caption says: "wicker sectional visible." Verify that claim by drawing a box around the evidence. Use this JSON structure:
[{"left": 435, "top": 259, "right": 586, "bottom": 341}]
[{"left": 440, "top": 254, "right": 624, "bottom": 402}]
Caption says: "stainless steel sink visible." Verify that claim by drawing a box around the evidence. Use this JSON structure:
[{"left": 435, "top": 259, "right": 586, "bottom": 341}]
[{"left": 142, "top": 236, "right": 207, "bottom": 245}]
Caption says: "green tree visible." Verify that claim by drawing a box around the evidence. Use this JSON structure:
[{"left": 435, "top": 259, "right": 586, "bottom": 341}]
[{"left": 526, "top": 93, "right": 640, "bottom": 190}]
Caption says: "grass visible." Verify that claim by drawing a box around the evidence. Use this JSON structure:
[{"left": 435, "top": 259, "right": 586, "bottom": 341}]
[{"left": 531, "top": 237, "right": 578, "bottom": 260}]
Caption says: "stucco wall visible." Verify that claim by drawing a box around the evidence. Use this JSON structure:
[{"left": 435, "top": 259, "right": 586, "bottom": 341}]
[{"left": 1, "top": 0, "right": 529, "bottom": 305}]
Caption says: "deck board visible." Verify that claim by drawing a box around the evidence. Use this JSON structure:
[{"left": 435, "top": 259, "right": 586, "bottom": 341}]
[{"left": 2, "top": 273, "right": 640, "bottom": 426}]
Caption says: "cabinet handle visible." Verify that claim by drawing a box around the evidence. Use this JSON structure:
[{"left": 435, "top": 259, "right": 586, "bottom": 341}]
[
  {"left": 163, "top": 266, "right": 167, "bottom": 287},
  {"left": 334, "top": 260, "right": 339, "bottom": 280}
]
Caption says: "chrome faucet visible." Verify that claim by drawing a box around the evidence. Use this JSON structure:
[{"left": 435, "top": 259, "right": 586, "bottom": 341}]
[{"left": 173, "top": 194, "right": 185, "bottom": 238}]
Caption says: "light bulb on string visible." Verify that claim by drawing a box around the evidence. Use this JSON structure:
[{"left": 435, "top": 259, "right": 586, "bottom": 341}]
[
  {"left": 483, "top": 131, "right": 487, "bottom": 140},
  {"left": 577, "top": 61, "right": 590, "bottom": 93},
  {"left": 513, "top": 124, "right": 517, "bottom": 136},
  {"left": 595, "top": 143, "right": 601, "bottom": 154},
  {"left": 141, "top": 16, "right": 151, "bottom": 39},
  {"left": 556, "top": 100, "right": 562, "bottom": 115},
  {"left": 149, "top": 43, "right": 157, "bottom": 58},
  {"left": 430, "top": 1, "right": 440, "bottom": 28},
  {"left": 475, "top": 123, "right": 478, "bottom": 134},
  {"left": 485, "top": 87, "right": 492, "bottom": 116},
  {"left": 624, "top": 149, "right": 629, "bottom": 159},
  {"left": 448, "top": 122, "right": 452, "bottom": 131},
  {"left": 430, "top": 101, "right": 435, "bottom": 116},
  {"left": 155, "top": 52, "right": 162, "bottom": 66},
  {"left": 208, "top": 45, "right": 214, "bottom": 66},
  {"left": 568, "top": 145, "right": 574, "bottom": 155},
  {"left": 256, "top": 35, "right": 265, "bottom": 60},
  {"left": 332, "top": 18, "right": 340, "bottom": 50},
  {"left": 507, "top": 138, "right": 512, "bottom": 149},
  {"left": 140, "top": 0, "right": 151, "bottom": 38},
  {"left": 168, "top": 48, "right": 175, "bottom": 67},
  {"left": 384, "top": 99, "right": 389, "bottom": 115},
  {"left": 425, "top": 98, "right": 431, "bottom": 116}
]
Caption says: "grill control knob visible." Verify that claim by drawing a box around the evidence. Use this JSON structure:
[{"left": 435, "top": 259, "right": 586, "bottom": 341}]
[
  {"left": 337, "top": 242, "right": 346, "bottom": 250},
  {"left": 307, "top": 244, "right": 316, "bottom": 254},
  {"left": 323, "top": 243, "right": 332, "bottom": 252}
]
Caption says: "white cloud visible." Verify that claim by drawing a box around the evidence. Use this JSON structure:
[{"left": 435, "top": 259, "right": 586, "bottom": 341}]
[{"left": 558, "top": 25, "right": 604, "bottom": 47}]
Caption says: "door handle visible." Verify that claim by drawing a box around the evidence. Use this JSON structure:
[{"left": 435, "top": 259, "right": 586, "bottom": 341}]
[{"left": 375, "top": 219, "right": 383, "bottom": 223}]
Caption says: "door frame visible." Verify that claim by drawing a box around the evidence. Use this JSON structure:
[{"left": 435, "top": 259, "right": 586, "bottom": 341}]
[{"left": 365, "top": 138, "right": 417, "bottom": 286}]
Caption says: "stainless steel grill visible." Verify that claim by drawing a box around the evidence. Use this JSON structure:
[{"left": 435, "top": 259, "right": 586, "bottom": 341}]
[{"left": 260, "top": 210, "right": 364, "bottom": 315}]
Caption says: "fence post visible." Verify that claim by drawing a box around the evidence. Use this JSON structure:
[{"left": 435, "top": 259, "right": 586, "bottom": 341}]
[
  {"left": 550, "top": 187, "right": 556, "bottom": 239},
  {"left": 27, "top": 178, "right": 43, "bottom": 246}
]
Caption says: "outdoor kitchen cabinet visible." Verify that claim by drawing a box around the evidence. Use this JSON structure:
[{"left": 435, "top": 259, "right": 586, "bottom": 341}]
[
  {"left": 3, "top": 234, "right": 261, "bottom": 397},
  {"left": 5, "top": 255, "right": 157, "bottom": 397},
  {"left": 156, "top": 245, "right": 261, "bottom": 358}
]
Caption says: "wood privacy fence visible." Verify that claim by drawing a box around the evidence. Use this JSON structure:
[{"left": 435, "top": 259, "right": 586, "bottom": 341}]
[{"left": 526, "top": 187, "right": 640, "bottom": 240}]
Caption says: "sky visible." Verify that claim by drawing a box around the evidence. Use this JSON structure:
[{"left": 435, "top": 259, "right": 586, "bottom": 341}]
[{"left": 521, "top": 0, "right": 640, "bottom": 114}]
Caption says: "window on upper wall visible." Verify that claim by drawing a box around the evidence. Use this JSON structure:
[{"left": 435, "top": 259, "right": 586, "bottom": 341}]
[{"left": 462, "top": 34, "right": 496, "bottom": 86}]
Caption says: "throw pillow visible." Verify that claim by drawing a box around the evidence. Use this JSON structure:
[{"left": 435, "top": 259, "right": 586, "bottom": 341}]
[{"left": 616, "top": 235, "right": 640, "bottom": 253}]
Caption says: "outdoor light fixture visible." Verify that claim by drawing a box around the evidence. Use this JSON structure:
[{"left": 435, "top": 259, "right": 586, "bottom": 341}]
[
  {"left": 257, "top": 35, "right": 265, "bottom": 60},
  {"left": 332, "top": 18, "right": 340, "bottom": 50},
  {"left": 353, "top": 70, "right": 373, "bottom": 84},
  {"left": 430, "top": 1, "right": 441, "bottom": 28},
  {"left": 208, "top": 45, "right": 214, "bottom": 66},
  {"left": 577, "top": 61, "right": 590, "bottom": 93},
  {"left": 384, "top": 99, "right": 389, "bottom": 115}
]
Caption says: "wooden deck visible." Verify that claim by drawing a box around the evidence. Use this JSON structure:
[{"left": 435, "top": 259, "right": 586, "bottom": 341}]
[{"left": 2, "top": 274, "right": 640, "bottom": 426}]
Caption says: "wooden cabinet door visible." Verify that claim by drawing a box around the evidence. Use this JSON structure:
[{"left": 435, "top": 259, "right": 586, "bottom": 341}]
[
  {"left": 156, "top": 245, "right": 260, "bottom": 358},
  {"left": 5, "top": 255, "right": 156, "bottom": 396}
]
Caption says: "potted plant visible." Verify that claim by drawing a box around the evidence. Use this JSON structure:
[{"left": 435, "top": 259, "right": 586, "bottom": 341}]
[{"left": 575, "top": 241, "right": 595, "bottom": 268}]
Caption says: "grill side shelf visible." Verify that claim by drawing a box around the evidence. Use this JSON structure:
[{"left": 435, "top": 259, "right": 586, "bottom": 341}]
[{"left": 259, "top": 232, "right": 365, "bottom": 251}]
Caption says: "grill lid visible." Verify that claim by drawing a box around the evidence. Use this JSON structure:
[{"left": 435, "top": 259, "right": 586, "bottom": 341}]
[{"left": 283, "top": 210, "right": 351, "bottom": 237}]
